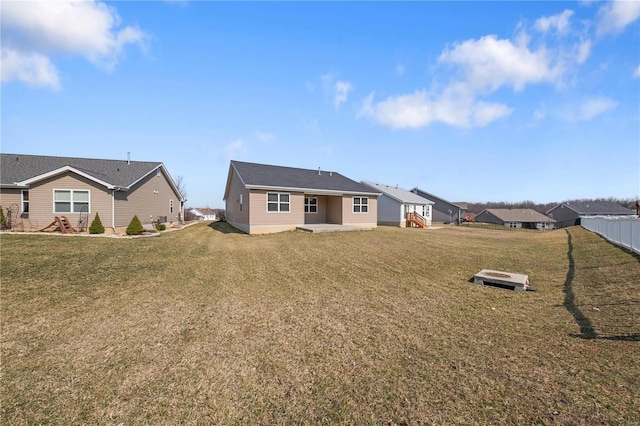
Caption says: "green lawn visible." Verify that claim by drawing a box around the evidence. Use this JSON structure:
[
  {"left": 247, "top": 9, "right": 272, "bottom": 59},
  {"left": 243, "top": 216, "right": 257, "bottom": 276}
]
[{"left": 1, "top": 223, "right": 638, "bottom": 424}]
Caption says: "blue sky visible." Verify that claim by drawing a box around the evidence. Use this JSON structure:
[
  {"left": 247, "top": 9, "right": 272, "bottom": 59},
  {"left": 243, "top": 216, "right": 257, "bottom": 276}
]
[{"left": 2, "top": 1, "right": 639, "bottom": 208}]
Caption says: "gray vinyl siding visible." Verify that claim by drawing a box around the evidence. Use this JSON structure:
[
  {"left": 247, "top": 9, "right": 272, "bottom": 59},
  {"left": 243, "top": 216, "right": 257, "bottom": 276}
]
[
  {"left": 475, "top": 210, "right": 504, "bottom": 225},
  {"left": 225, "top": 168, "right": 250, "bottom": 230},
  {"left": 412, "top": 189, "right": 462, "bottom": 223},
  {"left": 377, "top": 195, "right": 403, "bottom": 226},
  {"left": 28, "top": 172, "right": 112, "bottom": 230},
  {"left": 546, "top": 205, "right": 580, "bottom": 229},
  {"left": 114, "top": 168, "right": 181, "bottom": 227}
]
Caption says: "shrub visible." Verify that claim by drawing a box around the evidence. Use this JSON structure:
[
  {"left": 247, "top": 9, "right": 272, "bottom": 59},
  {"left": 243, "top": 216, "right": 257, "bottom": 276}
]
[
  {"left": 155, "top": 223, "right": 166, "bottom": 231},
  {"left": 89, "top": 213, "right": 105, "bottom": 234},
  {"left": 0, "top": 206, "right": 6, "bottom": 229},
  {"left": 126, "top": 215, "right": 144, "bottom": 235}
]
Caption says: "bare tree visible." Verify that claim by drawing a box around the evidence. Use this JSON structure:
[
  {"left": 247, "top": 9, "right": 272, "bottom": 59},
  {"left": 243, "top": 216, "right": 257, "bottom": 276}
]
[{"left": 174, "top": 174, "right": 188, "bottom": 200}]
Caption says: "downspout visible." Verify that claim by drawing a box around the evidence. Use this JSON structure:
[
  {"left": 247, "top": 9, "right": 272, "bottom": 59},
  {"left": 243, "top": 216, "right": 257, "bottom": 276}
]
[{"left": 112, "top": 190, "right": 115, "bottom": 229}]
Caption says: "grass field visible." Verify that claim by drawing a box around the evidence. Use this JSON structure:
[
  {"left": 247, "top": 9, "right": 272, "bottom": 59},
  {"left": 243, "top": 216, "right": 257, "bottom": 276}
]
[{"left": 1, "top": 223, "right": 639, "bottom": 424}]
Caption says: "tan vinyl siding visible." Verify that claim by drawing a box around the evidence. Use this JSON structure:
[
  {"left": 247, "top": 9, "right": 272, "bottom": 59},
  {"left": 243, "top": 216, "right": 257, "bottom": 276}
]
[
  {"left": 249, "top": 190, "right": 304, "bottom": 227},
  {"left": 114, "top": 169, "right": 181, "bottom": 227},
  {"left": 28, "top": 172, "right": 112, "bottom": 230},
  {"left": 341, "top": 195, "right": 378, "bottom": 226},
  {"left": 326, "top": 196, "right": 342, "bottom": 224},
  {"left": 225, "top": 169, "right": 250, "bottom": 229},
  {"left": 304, "top": 195, "right": 327, "bottom": 224},
  {"left": 0, "top": 189, "right": 22, "bottom": 219}
]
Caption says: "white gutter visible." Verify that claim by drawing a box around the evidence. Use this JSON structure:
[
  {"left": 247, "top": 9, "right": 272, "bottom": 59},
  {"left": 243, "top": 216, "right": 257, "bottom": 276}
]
[
  {"left": 111, "top": 190, "right": 115, "bottom": 228},
  {"left": 244, "top": 184, "right": 380, "bottom": 197}
]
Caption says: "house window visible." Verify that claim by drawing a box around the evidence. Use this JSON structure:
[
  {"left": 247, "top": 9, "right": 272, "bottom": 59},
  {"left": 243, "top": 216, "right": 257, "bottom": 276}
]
[
  {"left": 239, "top": 193, "right": 243, "bottom": 212},
  {"left": 267, "top": 192, "right": 290, "bottom": 212},
  {"left": 170, "top": 199, "right": 174, "bottom": 214},
  {"left": 304, "top": 197, "right": 317, "bottom": 213},
  {"left": 156, "top": 168, "right": 161, "bottom": 177},
  {"left": 21, "top": 190, "right": 29, "bottom": 215},
  {"left": 54, "top": 189, "right": 89, "bottom": 213},
  {"left": 353, "top": 197, "right": 368, "bottom": 213}
]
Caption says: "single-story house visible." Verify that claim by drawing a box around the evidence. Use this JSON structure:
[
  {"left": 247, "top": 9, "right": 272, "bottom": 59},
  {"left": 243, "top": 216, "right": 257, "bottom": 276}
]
[
  {"left": 546, "top": 200, "right": 636, "bottom": 229},
  {"left": 0, "top": 153, "right": 185, "bottom": 231},
  {"left": 188, "top": 207, "right": 218, "bottom": 221},
  {"left": 223, "top": 160, "right": 380, "bottom": 234},
  {"left": 410, "top": 188, "right": 466, "bottom": 224},
  {"left": 475, "top": 208, "right": 556, "bottom": 230},
  {"left": 361, "top": 182, "right": 434, "bottom": 228}
]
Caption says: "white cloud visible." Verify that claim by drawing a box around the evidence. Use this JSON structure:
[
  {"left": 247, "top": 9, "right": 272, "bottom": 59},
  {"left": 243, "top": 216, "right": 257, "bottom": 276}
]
[
  {"left": 0, "top": 47, "right": 60, "bottom": 89},
  {"left": 359, "top": 87, "right": 512, "bottom": 129},
  {"left": 438, "top": 34, "right": 563, "bottom": 92},
  {"left": 577, "top": 97, "right": 617, "bottom": 120},
  {"left": 1, "top": 0, "right": 146, "bottom": 88},
  {"left": 574, "top": 39, "right": 592, "bottom": 64},
  {"left": 333, "top": 80, "right": 353, "bottom": 110},
  {"left": 320, "top": 73, "right": 353, "bottom": 110},
  {"left": 633, "top": 65, "right": 640, "bottom": 78},
  {"left": 529, "top": 109, "right": 546, "bottom": 127},
  {"left": 535, "top": 9, "right": 575, "bottom": 34},
  {"left": 596, "top": 0, "right": 640, "bottom": 35},
  {"left": 225, "top": 139, "right": 247, "bottom": 160},
  {"left": 255, "top": 131, "right": 276, "bottom": 143}
]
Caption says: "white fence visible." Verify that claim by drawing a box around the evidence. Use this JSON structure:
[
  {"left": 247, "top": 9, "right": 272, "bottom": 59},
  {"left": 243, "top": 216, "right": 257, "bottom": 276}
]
[{"left": 581, "top": 216, "right": 640, "bottom": 255}]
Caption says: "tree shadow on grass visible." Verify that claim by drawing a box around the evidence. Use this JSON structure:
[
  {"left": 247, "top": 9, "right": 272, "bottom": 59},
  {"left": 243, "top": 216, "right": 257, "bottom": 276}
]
[
  {"left": 564, "top": 228, "right": 640, "bottom": 342},
  {"left": 207, "top": 221, "right": 245, "bottom": 235},
  {"left": 564, "top": 229, "right": 597, "bottom": 340}
]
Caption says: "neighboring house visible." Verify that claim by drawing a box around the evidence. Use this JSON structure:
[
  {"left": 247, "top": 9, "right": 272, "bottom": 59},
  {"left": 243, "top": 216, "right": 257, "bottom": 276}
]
[
  {"left": 410, "top": 188, "right": 466, "bottom": 224},
  {"left": 0, "top": 153, "right": 185, "bottom": 231},
  {"left": 223, "top": 160, "right": 379, "bottom": 234},
  {"left": 361, "top": 182, "right": 434, "bottom": 228},
  {"left": 546, "top": 200, "right": 636, "bottom": 229},
  {"left": 475, "top": 208, "right": 556, "bottom": 230},
  {"left": 188, "top": 207, "right": 218, "bottom": 221}
]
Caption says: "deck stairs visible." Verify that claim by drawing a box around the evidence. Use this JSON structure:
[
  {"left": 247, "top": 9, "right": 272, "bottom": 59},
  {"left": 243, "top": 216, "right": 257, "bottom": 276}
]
[{"left": 406, "top": 212, "right": 427, "bottom": 229}]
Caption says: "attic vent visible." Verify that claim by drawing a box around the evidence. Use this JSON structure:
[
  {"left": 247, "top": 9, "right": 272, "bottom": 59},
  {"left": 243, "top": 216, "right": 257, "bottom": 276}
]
[{"left": 318, "top": 167, "right": 321, "bottom": 175}]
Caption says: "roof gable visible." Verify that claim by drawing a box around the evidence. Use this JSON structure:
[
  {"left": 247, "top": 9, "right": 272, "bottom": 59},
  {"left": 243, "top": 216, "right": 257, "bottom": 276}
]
[
  {"left": 411, "top": 188, "right": 463, "bottom": 209},
  {"left": 363, "top": 182, "right": 434, "bottom": 204},
  {"left": 2, "top": 153, "right": 162, "bottom": 190},
  {"left": 226, "top": 160, "right": 379, "bottom": 196},
  {"left": 1, "top": 153, "right": 184, "bottom": 201}
]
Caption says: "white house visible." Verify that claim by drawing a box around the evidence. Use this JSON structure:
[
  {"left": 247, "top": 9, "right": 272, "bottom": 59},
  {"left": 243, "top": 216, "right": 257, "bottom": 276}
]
[
  {"left": 188, "top": 207, "right": 217, "bottom": 221},
  {"left": 362, "top": 182, "right": 434, "bottom": 228}
]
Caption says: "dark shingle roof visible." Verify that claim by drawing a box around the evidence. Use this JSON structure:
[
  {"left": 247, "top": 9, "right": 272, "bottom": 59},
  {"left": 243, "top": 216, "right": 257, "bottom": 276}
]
[
  {"left": 230, "top": 161, "right": 378, "bottom": 195},
  {"left": 1, "top": 153, "right": 161, "bottom": 189},
  {"left": 558, "top": 200, "right": 635, "bottom": 215},
  {"left": 480, "top": 208, "right": 556, "bottom": 223}
]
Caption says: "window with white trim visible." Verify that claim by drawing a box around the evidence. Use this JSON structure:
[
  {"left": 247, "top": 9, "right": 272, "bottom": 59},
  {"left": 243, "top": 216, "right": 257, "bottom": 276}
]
[
  {"left": 21, "top": 190, "right": 29, "bottom": 215},
  {"left": 304, "top": 197, "right": 317, "bottom": 213},
  {"left": 267, "top": 192, "right": 290, "bottom": 212},
  {"left": 239, "top": 193, "right": 243, "bottom": 212},
  {"left": 353, "top": 197, "right": 368, "bottom": 213},
  {"left": 170, "top": 199, "right": 174, "bottom": 214},
  {"left": 54, "top": 190, "right": 89, "bottom": 213}
]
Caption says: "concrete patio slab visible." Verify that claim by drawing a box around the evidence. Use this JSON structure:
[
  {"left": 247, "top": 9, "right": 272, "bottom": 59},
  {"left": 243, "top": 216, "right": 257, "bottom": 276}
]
[{"left": 297, "top": 224, "right": 373, "bottom": 233}]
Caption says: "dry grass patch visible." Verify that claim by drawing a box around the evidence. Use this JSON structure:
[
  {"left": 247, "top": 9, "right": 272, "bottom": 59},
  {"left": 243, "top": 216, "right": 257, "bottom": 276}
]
[{"left": 1, "top": 223, "right": 638, "bottom": 424}]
